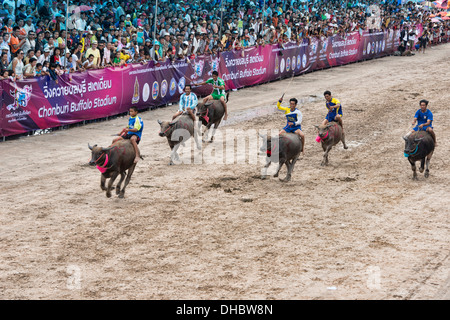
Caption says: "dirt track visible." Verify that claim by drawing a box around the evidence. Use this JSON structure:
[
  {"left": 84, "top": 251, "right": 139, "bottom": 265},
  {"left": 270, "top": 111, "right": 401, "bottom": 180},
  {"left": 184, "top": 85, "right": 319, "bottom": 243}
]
[{"left": 0, "top": 44, "right": 449, "bottom": 300}]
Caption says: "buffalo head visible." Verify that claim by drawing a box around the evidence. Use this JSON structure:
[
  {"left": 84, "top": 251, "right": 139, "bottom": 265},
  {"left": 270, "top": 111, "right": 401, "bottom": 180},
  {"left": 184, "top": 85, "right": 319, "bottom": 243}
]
[
  {"left": 196, "top": 102, "right": 208, "bottom": 117},
  {"left": 314, "top": 123, "right": 333, "bottom": 139},
  {"left": 88, "top": 143, "right": 113, "bottom": 166},
  {"left": 403, "top": 135, "right": 422, "bottom": 157},
  {"left": 158, "top": 120, "right": 175, "bottom": 137}
]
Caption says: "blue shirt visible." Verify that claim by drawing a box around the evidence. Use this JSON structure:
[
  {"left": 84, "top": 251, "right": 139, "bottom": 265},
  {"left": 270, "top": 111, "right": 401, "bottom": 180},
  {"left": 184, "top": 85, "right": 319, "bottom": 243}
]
[
  {"left": 128, "top": 115, "right": 144, "bottom": 139},
  {"left": 179, "top": 92, "right": 198, "bottom": 112},
  {"left": 415, "top": 109, "right": 433, "bottom": 126}
]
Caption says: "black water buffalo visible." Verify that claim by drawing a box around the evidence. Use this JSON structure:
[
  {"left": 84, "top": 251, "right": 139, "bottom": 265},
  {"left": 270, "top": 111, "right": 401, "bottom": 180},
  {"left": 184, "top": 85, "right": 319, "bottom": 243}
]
[
  {"left": 196, "top": 93, "right": 229, "bottom": 142},
  {"left": 88, "top": 139, "right": 137, "bottom": 198},
  {"left": 315, "top": 122, "right": 348, "bottom": 166},
  {"left": 403, "top": 131, "right": 435, "bottom": 180},
  {"left": 259, "top": 133, "right": 302, "bottom": 182},
  {"left": 158, "top": 114, "right": 201, "bottom": 165}
]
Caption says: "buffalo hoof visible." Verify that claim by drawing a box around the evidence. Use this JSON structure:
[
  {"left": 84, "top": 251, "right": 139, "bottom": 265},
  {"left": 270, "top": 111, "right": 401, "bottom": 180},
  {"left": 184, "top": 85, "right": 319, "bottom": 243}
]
[
  {"left": 106, "top": 191, "right": 112, "bottom": 198},
  {"left": 273, "top": 173, "right": 279, "bottom": 178},
  {"left": 419, "top": 167, "right": 424, "bottom": 173},
  {"left": 261, "top": 175, "right": 268, "bottom": 180},
  {"left": 424, "top": 171, "right": 429, "bottom": 178},
  {"left": 281, "top": 176, "right": 291, "bottom": 182},
  {"left": 116, "top": 187, "right": 121, "bottom": 195},
  {"left": 118, "top": 193, "right": 125, "bottom": 199},
  {"left": 101, "top": 186, "right": 107, "bottom": 191}
]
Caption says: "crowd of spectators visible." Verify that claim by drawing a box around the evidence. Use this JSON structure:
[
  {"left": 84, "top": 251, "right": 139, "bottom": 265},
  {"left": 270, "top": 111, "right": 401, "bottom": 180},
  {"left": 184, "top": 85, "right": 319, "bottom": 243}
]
[{"left": 0, "top": 0, "right": 448, "bottom": 80}]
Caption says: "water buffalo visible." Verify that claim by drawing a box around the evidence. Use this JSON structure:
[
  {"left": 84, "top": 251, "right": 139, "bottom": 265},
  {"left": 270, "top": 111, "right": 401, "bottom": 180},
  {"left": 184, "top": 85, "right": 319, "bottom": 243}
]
[
  {"left": 196, "top": 93, "right": 229, "bottom": 142},
  {"left": 88, "top": 139, "right": 137, "bottom": 198},
  {"left": 158, "top": 114, "right": 201, "bottom": 165},
  {"left": 403, "top": 131, "right": 435, "bottom": 180},
  {"left": 259, "top": 133, "right": 302, "bottom": 182},
  {"left": 315, "top": 122, "right": 348, "bottom": 166}
]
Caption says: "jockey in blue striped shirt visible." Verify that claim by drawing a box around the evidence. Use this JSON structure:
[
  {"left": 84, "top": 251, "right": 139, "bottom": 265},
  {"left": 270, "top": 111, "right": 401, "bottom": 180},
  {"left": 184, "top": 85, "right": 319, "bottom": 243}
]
[{"left": 172, "top": 84, "right": 198, "bottom": 123}]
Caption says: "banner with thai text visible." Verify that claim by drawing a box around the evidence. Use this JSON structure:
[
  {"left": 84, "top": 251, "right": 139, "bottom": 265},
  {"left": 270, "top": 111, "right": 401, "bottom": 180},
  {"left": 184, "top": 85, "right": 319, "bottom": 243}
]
[{"left": 1, "top": 27, "right": 426, "bottom": 138}]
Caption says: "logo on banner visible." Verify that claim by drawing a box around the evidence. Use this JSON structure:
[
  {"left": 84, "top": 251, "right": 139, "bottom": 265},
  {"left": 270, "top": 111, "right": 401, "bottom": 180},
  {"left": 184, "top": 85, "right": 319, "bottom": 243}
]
[
  {"left": 194, "top": 60, "right": 204, "bottom": 79},
  {"left": 274, "top": 55, "right": 279, "bottom": 74},
  {"left": 178, "top": 77, "right": 185, "bottom": 94},
  {"left": 367, "top": 42, "right": 371, "bottom": 55},
  {"left": 6, "top": 84, "right": 32, "bottom": 111},
  {"left": 161, "top": 80, "right": 168, "bottom": 98},
  {"left": 286, "top": 57, "right": 290, "bottom": 72},
  {"left": 152, "top": 81, "right": 159, "bottom": 100},
  {"left": 302, "top": 54, "right": 307, "bottom": 68},
  {"left": 310, "top": 42, "right": 317, "bottom": 55},
  {"left": 297, "top": 55, "right": 301, "bottom": 69},
  {"left": 382, "top": 40, "right": 385, "bottom": 52},
  {"left": 371, "top": 42, "right": 375, "bottom": 54},
  {"left": 321, "top": 40, "right": 328, "bottom": 53},
  {"left": 142, "top": 83, "right": 150, "bottom": 102},
  {"left": 208, "top": 57, "right": 220, "bottom": 76},
  {"left": 132, "top": 77, "right": 139, "bottom": 104},
  {"left": 280, "top": 58, "right": 285, "bottom": 73},
  {"left": 169, "top": 78, "right": 177, "bottom": 96},
  {"left": 375, "top": 41, "right": 379, "bottom": 53},
  {"left": 291, "top": 56, "right": 296, "bottom": 70}
]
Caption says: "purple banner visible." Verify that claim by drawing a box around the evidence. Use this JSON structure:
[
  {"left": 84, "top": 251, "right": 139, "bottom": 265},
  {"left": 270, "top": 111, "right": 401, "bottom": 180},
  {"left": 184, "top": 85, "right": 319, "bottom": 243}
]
[{"left": 1, "top": 26, "right": 426, "bottom": 138}]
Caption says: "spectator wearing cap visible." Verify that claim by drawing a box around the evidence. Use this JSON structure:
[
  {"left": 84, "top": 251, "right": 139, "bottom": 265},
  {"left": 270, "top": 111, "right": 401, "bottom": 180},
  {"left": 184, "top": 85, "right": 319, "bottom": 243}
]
[
  {"left": 37, "top": 47, "right": 51, "bottom": 65},
  {"left": 149, "top": 41, "right": 163, "bottom": 62},
  {"left": 0, "top": 33, "right": 11, "bottom": 62},
  {"left": 85, "top": 40, "right": 101, "bottom": 67}
]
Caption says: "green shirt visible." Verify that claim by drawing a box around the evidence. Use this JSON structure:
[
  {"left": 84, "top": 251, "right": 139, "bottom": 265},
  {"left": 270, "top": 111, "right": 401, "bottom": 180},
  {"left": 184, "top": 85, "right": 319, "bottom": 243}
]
[{"left": 206, "top": 77, "right": 225, "bottom": 96}]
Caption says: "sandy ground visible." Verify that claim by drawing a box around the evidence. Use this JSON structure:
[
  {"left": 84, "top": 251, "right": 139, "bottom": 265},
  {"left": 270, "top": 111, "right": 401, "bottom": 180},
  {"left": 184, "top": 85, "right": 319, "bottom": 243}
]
[{"left": 0, "top": 44, "right": 449, "bottom": 300}]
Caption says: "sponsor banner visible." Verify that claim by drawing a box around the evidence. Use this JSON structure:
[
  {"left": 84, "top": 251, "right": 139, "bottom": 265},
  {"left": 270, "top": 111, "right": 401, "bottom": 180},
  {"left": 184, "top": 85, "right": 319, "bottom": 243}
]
[{"left": 1, "top": 27, "right": 427, "bottom": 137}]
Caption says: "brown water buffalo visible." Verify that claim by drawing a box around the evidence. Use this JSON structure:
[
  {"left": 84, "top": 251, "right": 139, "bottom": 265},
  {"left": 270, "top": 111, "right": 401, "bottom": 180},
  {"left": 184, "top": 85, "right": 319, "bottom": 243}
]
[
  {"left": 88, "top": 139, "right": 137, "bottom": 198},
  {"left": 196, "top": 93, "right": 229, "bottom": 142},
  {"left": 259, "top": 133, "right": 302, "bottom": 182},
  {"left": 158, "top": 114, "right": 201, "bottom": 165},
  {"left": 403, "top": 131, "right": 435, "bottom": 180},
  {"left": 315, "top": 122, "right": 348, "bottom": 166}
]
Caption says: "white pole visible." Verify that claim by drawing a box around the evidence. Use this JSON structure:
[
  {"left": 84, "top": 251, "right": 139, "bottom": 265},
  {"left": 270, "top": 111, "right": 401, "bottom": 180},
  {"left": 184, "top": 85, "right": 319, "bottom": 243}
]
[
  {"left": 153, "top": 0, "right": 158, "bottom": 43},
  {"left": 263, "top": 0, "right": 266, "bottom": 33},
  {"left": 219, "top": 0, "right": 224, "bottom": 41},
  {"left": 64, "top": 0, "right": 69, "bottom": 68}
]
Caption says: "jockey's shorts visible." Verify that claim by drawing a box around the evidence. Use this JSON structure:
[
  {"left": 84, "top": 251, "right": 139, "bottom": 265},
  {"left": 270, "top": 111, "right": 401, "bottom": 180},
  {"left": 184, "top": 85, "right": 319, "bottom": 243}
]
[
  {"left": 413, "top": 124, "right": 433, "bottom": 132},
  {"left": 211, "top": 92, "right": 226, "bottom": 100},
  {"left": 283, "top": 124, "right": 302, "bottom": 133},
  {"left": 122, "top": 133, "right": 141, "bottom": 144}
]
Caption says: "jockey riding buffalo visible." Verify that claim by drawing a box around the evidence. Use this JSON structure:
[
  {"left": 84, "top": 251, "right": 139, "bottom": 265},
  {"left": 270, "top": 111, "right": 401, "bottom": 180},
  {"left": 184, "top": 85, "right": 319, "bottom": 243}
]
[
  {"left": 196, "top": 92, "right": 229, "bottom": 143},
  {"left": 259, "top": 133, "right": 302, "bottom": 182},
  {"left": 315, "top": 122, "right": 348, "bottom": 166},
  {"left": 158, "top": 113, "right": 201, "bottom": 165},
  {"left": 88, "top": 139, "right": 137, "bottom": 198},
  {"left": 403, "top": 130, "right": 435, "bottom": 180}
]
